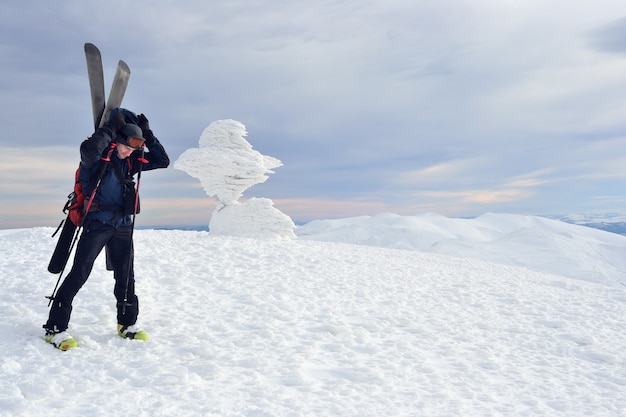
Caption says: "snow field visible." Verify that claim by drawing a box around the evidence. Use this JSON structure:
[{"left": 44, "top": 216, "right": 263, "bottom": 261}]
[{"left": 0, "top": 226, "right": 624, "bottom": 416}]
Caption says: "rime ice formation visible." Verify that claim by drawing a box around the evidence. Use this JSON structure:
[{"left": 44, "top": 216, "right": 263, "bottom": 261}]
[{"left": 174, "top": 119, "right": 295, "bottom": 239}]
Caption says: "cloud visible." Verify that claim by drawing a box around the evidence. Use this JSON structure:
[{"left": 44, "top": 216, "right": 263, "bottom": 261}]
[
  {"left": 273, "top": 198, "right": 388, "bottom": 222},
  {"left": 415, "top": 189, "right": 532, "bottom": 205},
  {"left": 0, "top": 147, "right": 78, "bottom": 197},
  {"left": 589, "top": 16, "right": 626, "bottom": 54},
  {"left": 394, "top": 158, "right": 488, "bottom": 187},
  {"left": 4, "top": 1, "right": 626, "bottom": 227}
]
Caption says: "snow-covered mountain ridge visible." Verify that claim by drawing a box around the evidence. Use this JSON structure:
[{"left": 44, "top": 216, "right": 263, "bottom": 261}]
[
  {"left": 296, "top": 212, "right": 626, "bottom": 287},
  {"left": 555, "top": 213, "right": 626, "bottom": 235}
]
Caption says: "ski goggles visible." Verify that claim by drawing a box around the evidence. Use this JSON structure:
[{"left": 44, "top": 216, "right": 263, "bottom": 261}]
[
  {"left": 117, "top": 124, "right": 146, "bottom": 150},
  {"left": 126, "top": 137, "right": 146, "bottom": 150}
]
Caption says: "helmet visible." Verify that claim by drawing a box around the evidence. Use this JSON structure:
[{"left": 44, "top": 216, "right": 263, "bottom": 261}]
[
  {"left": 109, "top": 108, "right": 145, "bottom": 149},
  {"left": 117, "top": 124, "right": 145, "bottom": 150}
]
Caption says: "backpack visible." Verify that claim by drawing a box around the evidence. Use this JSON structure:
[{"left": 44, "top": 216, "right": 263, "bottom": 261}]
[
  {"left": 62, "top": 157, "right": 139, "bottom": 227},
  {"left": 63, "top": 166, "right": 87, "bottom": 227},
  {"left": 48, "top": 165, "right": 91, "bottom": 274}
]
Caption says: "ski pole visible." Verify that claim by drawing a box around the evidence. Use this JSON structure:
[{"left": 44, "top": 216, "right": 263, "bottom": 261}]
[
  {"left": 121, "top": 147, "right": 148, "bottom": 315},
  {"left": 46, "top": 143, "right": 116, "bottom": 305}
]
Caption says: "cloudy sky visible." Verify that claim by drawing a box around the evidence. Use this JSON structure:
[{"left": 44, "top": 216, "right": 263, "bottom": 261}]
[{"left": 3, "top": 0, "right": 626, "bottom": 228}]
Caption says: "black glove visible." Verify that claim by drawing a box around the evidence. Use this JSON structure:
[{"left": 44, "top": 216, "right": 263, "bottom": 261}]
[
  {"left": 137, "top": 113, "right": 150, "bottom": 131},
  {"left": 137, "top": 113, "right": 156, "bottom": 145},
  {"left": 107, "top": 111, "right": 126, "bottom": 133}
]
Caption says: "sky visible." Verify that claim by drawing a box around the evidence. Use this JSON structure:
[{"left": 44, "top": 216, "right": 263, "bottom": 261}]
[{"left": 3, "top": 0, "right": 626, "bottom": 228}]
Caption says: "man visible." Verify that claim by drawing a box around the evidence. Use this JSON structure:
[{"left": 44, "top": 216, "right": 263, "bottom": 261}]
[{"left": 44, "top": 108, "right": 170, "bottom": 350}]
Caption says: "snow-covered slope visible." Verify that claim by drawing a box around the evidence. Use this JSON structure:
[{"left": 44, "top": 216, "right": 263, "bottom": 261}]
[
  {"left": 1, "top": 213, "right": 625, "bottom": 416},
  {"left": 297, "top": 212, "right": 626, "bottom": 287}
]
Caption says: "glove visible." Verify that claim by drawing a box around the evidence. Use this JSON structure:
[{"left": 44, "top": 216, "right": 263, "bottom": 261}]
[
  {"left": 137, "top": 113, "right": 156, "bottom": 145},
  {"left": 107, "top": 111, "right": 126, "bottom": 133},
  {"left": 137, "top": 113, "right": 150, "bottom": 131}
]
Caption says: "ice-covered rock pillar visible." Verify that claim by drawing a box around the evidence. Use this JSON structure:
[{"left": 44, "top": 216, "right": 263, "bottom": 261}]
[{"left": 174, "top": 119, "right": 295, "bottom": 239}]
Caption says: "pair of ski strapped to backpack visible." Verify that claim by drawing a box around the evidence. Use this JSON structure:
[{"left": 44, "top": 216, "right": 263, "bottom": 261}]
[{"left": 46, "top": 43, "right": 144, "bottom": 305}]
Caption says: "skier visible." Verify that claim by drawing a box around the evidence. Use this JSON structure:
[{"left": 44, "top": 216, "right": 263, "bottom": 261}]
[{"left": 44, "top": 108, "right": 170, "bottom": 350}]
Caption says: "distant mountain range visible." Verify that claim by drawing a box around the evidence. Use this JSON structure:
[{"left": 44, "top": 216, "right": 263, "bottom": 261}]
[
  {"left": 549, "top": 213, "right": 626, "bottom": 235},
  {"left": 136, "top": 213, "right": 626, "bottom": 236}
]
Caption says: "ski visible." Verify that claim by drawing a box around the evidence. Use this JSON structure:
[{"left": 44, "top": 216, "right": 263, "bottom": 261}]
[
  {"left": 50, "top": 43, "right": 108, "bottom": 275},
  {"left": 48, "top": 44, "right": 131, "bottom": 277},
  {"left": 99, "top": 60, "right": 131, "bottom": 128},
  {"left": 47, "top": 217, "right": 78, "bottom": 274},
  {"left": 84, "top": 43, "right": 105, "bottom": 131},
  {"left": 88, "top": 48, "right": 131, "bottom": 271}
]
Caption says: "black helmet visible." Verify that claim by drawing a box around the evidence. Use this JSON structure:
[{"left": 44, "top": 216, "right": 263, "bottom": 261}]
[{"left": 117, "top": 123, "right": 145, "bottom": 150}]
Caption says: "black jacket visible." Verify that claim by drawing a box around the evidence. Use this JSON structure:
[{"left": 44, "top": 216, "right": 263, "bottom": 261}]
[{"left": 79, "top": 123, "right": 170, "bottom": 226}]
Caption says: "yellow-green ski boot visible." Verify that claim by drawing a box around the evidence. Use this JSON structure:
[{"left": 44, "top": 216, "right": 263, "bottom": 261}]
[
  {"left": 45, "top": 331, "right": 78, "bottom": 351},
  {"left": 117, "top": 324, "right": 149, "bottom": 341}
]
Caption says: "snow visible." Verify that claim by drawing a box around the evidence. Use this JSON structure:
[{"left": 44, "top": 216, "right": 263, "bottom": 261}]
[
  {"left": 1, "top": 213, "right": 626, "bottom": 416},
  {"left": 174, "top": 119, "right": 295, "bottom": 239},
  {"left": 296, "top": 212, "right": 626, "bottom": 287}
]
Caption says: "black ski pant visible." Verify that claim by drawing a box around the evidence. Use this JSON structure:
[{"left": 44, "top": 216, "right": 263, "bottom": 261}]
[{"left": 45, "top": 220, "right": 139, "bottom": 333}]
